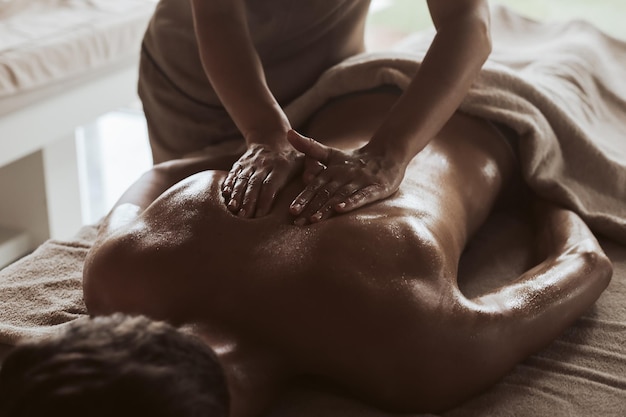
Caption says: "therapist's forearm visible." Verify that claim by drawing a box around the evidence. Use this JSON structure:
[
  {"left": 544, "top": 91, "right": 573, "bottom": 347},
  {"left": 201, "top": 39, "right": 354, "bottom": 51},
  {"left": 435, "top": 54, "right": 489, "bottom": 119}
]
[
  {"left": 363, "top": 14, "right": 491, "bottom": 165},
  {"left": 190, "top": 0, "right": 290, "bottom": 146}
]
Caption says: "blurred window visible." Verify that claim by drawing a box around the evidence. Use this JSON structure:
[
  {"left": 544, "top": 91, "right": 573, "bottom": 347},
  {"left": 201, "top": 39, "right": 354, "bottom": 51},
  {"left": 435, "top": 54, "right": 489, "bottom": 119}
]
[{"left": 368, "top": 0, "right": 626, "bottom": 42}]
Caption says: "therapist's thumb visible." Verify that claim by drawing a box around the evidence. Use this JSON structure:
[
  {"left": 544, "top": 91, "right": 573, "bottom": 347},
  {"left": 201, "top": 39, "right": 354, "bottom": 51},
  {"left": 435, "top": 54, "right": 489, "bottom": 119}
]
[{"left": 287, "top": 129, "right": 331, "bottom": 163}]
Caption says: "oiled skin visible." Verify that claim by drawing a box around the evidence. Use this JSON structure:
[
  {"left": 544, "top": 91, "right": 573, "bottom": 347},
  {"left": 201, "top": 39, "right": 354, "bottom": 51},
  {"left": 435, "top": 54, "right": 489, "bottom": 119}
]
[{"left": 83, "top": 92, "right": 612, "bottom": 415}]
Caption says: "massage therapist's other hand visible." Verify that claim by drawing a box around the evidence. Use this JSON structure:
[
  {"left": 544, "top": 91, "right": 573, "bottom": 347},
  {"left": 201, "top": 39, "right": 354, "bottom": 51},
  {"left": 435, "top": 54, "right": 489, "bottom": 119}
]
[
  {"left": 222, "top": 139, "right": 302, "bottom": 218},
  {"left": 287, "top": 130, "right": 405, "bottom": 225}
]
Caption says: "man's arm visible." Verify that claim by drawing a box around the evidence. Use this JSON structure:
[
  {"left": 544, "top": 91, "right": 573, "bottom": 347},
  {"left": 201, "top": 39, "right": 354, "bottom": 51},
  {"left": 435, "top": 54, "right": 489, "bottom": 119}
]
[
  {"left": 456, "top": 202, "right": 613, "bottom": 395},
  {"left": 405, "top": 202, "right": 613, "bottom": 412},
  {"left": 476, "top": 202, "right": 612, "bottom": 350}
]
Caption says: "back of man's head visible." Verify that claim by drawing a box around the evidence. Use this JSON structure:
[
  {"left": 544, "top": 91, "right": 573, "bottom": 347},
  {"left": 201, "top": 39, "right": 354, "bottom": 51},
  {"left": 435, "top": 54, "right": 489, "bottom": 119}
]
[{"left": 0, "top": 314, "right": 229, "bottom": 417}]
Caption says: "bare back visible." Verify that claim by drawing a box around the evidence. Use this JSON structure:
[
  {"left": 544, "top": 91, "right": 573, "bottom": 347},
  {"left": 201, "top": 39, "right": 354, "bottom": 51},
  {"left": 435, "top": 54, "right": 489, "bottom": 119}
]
[{"left": 84, "top": 91, "right": 516, "bottom": 411}]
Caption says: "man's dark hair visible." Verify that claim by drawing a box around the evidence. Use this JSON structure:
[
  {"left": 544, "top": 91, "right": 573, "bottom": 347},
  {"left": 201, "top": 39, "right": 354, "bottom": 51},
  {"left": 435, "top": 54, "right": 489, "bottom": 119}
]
[{"left": 0, "top": 314, "right": 229, "bottom": 417}]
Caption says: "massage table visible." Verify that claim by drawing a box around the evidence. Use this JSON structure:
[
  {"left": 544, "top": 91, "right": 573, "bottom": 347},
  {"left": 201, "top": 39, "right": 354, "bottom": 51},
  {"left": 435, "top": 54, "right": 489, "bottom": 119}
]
[
  {"left": 0, "top": 0, "right": 156, "bottom": 268},
  {"left": 0, "top": 208, "right": 624, "bottom": 416},
  {"left": 0, "top": 5, "right": 625, "bottom": 416}
]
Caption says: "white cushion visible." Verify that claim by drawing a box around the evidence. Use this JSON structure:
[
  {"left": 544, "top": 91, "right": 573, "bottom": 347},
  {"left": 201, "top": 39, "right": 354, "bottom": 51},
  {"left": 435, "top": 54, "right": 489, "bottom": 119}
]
[{"left": 0, "top": 0, "right": 156, "bottom": 115}]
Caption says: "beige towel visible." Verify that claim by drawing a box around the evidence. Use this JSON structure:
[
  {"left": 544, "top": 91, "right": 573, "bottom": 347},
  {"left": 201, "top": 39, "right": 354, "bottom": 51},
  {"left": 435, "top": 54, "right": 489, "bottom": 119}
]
[
  {"left": 0, "top": 225, "right": 94, "bottom": 345},
  {"left": 286, "top": 5, "right": 626, "bottom": 244}
]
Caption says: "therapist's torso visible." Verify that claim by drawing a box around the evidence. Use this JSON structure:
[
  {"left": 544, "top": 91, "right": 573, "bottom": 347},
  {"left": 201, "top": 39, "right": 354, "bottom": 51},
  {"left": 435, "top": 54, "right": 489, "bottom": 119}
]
[{"left": 142, "top": 0, "right": 371, "bottom": 107}]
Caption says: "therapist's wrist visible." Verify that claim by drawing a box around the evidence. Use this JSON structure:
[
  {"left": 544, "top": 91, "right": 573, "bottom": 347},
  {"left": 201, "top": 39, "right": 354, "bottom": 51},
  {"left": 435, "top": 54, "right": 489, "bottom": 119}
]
[
  {"left": 244, "top": 126, "right": 292, "bottom": 150},
  {"left": 361, "top": 134, "right": 413, "bottom": 169},
  {"left": 241, "top": 107, "right": 291, "bottom": 148}
]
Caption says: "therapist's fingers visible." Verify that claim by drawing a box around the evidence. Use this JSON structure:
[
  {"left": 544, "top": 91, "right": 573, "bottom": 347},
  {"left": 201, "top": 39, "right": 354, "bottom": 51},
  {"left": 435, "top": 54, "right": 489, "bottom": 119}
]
[
  {"left": 335, "top": 184, "right": 387, "bottom": 213},
  {"left": 254, "top": 168, "right": 289, "bottom": 218},
  {"left": 307, "top": 180, "right": 342, "bottom": 216},
  {"left": 292, "top": 179, "right": 344, "bottom": 225},
  {"left": 289, "top": 173, "right": 329, "bottom": 216},
  {"left": 227, "top": 167, "right": 255, "bottom": 213},
  {"left": 303, "top": 157, "right": 326, "bottom": 184},
  {"left": 287, "top": 130, "right": 332, "bottom": 164},
  {"left": 222, "top": 164, "right": 242, "bottom": 199},
  {"left": 309, "top": 183, "right": 361, "bottom": 222},
  {"left": 238, "top": 168, "right": 270, "bottom": 218}
]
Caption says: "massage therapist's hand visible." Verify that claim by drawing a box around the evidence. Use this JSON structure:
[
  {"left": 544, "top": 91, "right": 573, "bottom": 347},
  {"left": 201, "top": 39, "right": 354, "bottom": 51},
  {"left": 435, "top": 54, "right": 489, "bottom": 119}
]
[
  {"left": 222, "top": 139, "right": 302, "bottom": 218},
  {"left": 287, "top": 130, "right": 406, "bottom": 225}
]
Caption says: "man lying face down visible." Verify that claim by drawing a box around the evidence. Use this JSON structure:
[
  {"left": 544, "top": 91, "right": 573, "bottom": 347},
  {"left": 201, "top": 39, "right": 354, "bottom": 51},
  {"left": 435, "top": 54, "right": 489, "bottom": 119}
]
[{"left": 0, "top": 89, "right": 613, "bottom": 417}]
